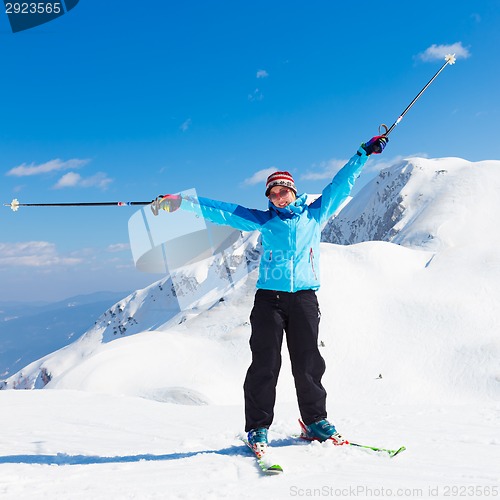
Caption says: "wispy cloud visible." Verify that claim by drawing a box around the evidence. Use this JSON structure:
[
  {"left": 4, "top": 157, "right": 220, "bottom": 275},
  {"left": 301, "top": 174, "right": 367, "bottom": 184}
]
[
  {"left": 301, "top": 159, "right": 348, "bottom": 181},
  {"left": 180, "top": 118, "right": 192, "bottom": 132},
  {"left": 53, "top": 172, "right": 113, "bottom": 190},
  {"left": 6, "top": 158, "right": 90, "bottom": 177},
  {"left": 417, "top": 42, "right": 471, "bottom": 62},
  {"left": 106, "top": 243, "right": 130, "bottom": 253},
  {"left": 243, "top": 167, "right": 276, "bottom": 186},
  {"left": 248, "top": 88, "right": 264, "bottom": 102},
  {"left": 247, "top": 70, "right": 269, "bottom": 101},
  {"left": 0, "top": 241, "right": 83, "bottom": 268},
  {"left": 6, "top": 158, "right": 111, "bottom": 191}
]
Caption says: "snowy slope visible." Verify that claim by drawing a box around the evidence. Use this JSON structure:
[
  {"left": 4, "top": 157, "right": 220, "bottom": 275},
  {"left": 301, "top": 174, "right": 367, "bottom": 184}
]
[{"left": 1, "top": 156, "right": 499, "bottom": 498}]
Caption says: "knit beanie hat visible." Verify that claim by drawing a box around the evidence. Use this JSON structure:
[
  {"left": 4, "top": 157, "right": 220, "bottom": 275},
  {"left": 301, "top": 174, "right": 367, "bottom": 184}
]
[{"left": 265, "top": 171, "right": 297, "bottom": 197}]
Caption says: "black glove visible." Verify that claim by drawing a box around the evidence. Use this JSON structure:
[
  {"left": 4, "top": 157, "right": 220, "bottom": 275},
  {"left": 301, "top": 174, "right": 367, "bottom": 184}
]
[
  {"left": 150, "top": 194, "right": 182, "bottom": 216},
  {"left": 361, "top": 135, "right": 389, "bottom": 155}
]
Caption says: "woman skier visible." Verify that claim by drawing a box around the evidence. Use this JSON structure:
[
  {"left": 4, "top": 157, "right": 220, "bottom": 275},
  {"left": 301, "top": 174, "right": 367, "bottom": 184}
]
[{"left": 154, "top": 135, "right": 388, "bottom": 454}]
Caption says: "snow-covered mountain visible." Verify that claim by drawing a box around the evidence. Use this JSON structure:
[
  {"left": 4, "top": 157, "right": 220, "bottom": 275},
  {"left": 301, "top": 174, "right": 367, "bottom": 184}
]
[
  {"left": 322, "top": 157, "right": 500, "bottom": 250},
  {"left": 1, "top": 156, "right": 499, "bottom": 498}
]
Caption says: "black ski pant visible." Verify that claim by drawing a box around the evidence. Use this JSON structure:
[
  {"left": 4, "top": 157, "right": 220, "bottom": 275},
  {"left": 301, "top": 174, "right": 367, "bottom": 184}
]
[{"left": 244, "top": 288, "right": 327, "bottom": 432}]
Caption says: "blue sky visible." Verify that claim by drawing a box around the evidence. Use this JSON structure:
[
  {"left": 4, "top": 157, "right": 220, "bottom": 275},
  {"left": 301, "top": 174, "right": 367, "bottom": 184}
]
[{"left": 0, "top": 0, "right": 498, "bottom": 302}]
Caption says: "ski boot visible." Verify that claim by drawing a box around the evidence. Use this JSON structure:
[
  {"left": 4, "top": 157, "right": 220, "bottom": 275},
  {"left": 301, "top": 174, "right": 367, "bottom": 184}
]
[
  {"left": 299, "top": 418, "right": 348, "bottom": 445},
  {"left": 247, "top": 427, "right": 268, "bottom": 457}
]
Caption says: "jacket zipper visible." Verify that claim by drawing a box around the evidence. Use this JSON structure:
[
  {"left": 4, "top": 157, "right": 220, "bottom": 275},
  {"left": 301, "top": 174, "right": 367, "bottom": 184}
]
[
  {"left": 290, "top": 218, "right": 296, "bottom": 291},
  {"left": 309, "top": 247, "right": 318, "bottom": 280}
]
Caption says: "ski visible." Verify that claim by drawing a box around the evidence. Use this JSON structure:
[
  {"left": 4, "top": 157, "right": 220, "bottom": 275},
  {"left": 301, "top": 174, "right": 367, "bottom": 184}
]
[
  {"left": 241, "top": 438, "right": 284, "bottom": 475},
  {"left": 298, "top": 419, "right": 405, "bottom": 458},
  {"left": 349, "top": 441, "right": 406, "bottom": 457}
]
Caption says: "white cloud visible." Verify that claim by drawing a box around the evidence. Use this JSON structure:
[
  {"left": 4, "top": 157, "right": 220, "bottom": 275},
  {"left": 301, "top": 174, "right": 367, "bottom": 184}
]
[
  {"left": 54, "top": 172, "right": 81, "bottom": 188},
  {"left": 256, "top": 69, "right": 269, "bottom": 79},
  {"left": 107, "top": 243, "right": 130, "bottom": 253},
  {"left": 180, "top": 118, "right": 192, "bottom": 132},
  {"left": 417, "top": 42, "right": 471, "bottom": 62},
  {"left": 53, "top": 172, "right": 113, "bottom": 190},
  {"left": 243, "top": 167, "right": 276, "bottom": 186},
  {"left": 0, "top": 241, "right": 83, "bottom": 268},
  {"left": 6, "top": 158, "right": 90, "bottom": 177},
  {"left": 301, "top": 159, "right": 348, "bottom": 181}
]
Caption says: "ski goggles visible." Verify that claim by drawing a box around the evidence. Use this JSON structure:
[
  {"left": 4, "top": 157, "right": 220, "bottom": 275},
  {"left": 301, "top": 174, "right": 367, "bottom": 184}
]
[{"left": 268, "top": 188, "right": 293, "bottom": 201}]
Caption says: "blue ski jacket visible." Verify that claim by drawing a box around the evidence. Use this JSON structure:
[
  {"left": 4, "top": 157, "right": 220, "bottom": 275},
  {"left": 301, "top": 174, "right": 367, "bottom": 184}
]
[{"left": 180, "top": 148, "right": 368, "bottom": 292}]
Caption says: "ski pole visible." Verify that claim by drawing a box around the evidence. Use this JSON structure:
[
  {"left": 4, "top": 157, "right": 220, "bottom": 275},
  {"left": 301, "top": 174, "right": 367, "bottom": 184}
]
[
  {"left": 379, "top": 53, "right": 456, "bottom": 136},
  {"left": 4, "top": 198, "right": 153, "bottom": 212}
]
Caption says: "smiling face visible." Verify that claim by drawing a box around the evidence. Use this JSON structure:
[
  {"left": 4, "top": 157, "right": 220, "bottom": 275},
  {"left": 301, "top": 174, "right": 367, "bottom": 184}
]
[{"left": 268, "top": 186, "right": 296, "bottom": 208}]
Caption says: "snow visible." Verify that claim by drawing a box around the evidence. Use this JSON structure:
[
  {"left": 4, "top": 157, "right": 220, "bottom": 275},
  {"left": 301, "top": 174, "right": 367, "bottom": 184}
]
[
  {"left": 1, "top": 391, "right": 498, "bottom": 499},
  {"left": 1, "top": 156, "right": 500, "bottom": 498}
]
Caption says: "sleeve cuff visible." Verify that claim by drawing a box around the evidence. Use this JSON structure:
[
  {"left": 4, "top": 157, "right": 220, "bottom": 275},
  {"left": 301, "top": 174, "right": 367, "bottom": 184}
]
[{"left": 357, "top": 146, "right": 368, "bottom": 157}]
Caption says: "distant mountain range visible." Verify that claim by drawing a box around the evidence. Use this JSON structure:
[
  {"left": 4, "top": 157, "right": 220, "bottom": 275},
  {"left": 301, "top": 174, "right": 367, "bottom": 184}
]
[{"left": 0, "top": 291, "right": 130, "bottom": 377}]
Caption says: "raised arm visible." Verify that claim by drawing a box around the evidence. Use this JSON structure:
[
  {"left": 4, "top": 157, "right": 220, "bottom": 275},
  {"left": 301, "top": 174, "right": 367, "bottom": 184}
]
[
  {"left": 153, "top": 193, "right": 269, "bottom": 232},
  {"left": 309, "top": 135, "right": 388, "bottom": 225}
]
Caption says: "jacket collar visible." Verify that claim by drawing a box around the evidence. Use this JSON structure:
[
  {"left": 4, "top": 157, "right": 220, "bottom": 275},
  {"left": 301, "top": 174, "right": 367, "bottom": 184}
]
[{"left": 269, "top": 193, "right": 308, "bottom": 215}]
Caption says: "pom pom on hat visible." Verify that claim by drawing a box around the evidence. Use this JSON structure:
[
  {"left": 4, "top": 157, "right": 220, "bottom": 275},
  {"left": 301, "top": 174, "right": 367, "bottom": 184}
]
[{"left": 265, "top": 171, "right": 297, "bottom": 197}]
